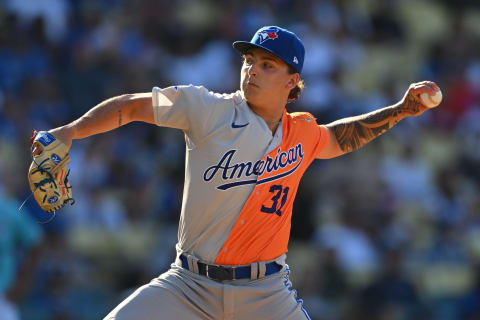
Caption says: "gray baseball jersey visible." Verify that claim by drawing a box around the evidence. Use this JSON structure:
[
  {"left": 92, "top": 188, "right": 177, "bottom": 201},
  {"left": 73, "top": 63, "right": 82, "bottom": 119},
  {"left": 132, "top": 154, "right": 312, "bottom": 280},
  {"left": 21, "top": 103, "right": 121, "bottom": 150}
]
[
  {"left": 151, "top": 85, "right": 328, "bottom": 265},
  {"left": 104, "top": 85, "right": 329, "bottom": 320}
]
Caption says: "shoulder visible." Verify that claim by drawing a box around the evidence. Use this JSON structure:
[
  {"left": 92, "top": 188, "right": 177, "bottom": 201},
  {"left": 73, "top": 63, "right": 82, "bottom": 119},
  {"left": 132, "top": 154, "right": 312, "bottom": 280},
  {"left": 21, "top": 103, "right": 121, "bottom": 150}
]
[
  {"left": 287, "top": 111, "right": 331, "bottom": 157},
  {"left": 287, "top": 111, "right": 317, "bottom": 125},
  {"left": 286, "top": 111, "right": 323, "bottom": 139},
  {"left": 208, "top": 89, "right": 244, "bottom": 106},
  {"left": 289, "top": 111, "right": 316, "bottom": 119},
  {"left": 161, "top": 85, "right": 240, "bottom": 105}
]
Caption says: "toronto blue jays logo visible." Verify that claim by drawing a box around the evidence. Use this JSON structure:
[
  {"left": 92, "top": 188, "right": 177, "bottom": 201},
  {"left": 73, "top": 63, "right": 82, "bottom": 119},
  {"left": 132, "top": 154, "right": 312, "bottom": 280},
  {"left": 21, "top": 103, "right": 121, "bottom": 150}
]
[
  {"left": 258, "top": 27, "right": 279, "bottom": 44},
  {"left": 203, "top": 143, "right": 304, "bottom": 190}
]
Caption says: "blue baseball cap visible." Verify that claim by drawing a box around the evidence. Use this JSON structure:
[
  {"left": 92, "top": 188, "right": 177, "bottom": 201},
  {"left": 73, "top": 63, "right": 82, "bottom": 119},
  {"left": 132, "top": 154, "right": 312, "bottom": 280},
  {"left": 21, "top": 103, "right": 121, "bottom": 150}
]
[{"left": 233, "top": 26, "right": 305, "bottom": 74}]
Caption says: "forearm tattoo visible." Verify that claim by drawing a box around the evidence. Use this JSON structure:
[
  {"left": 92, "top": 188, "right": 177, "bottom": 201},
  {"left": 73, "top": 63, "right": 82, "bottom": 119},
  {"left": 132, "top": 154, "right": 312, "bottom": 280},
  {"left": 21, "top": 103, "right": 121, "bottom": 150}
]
[
  {"left": 118, "top": 110, "right": 122, "bottom": 127},
  {"left": 327, "top": 95, "right": 422, "bottom": 153}
]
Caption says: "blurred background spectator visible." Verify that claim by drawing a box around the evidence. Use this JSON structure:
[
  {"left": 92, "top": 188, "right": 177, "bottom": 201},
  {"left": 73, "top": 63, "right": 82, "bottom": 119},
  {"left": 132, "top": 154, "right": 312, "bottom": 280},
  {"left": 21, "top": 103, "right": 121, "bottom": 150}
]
[
  {"left": 1, "top": 0, "right": 479, "bottom": 319},
  {"left": 0, "top": 182, "right": 43, "bottom": 320}
]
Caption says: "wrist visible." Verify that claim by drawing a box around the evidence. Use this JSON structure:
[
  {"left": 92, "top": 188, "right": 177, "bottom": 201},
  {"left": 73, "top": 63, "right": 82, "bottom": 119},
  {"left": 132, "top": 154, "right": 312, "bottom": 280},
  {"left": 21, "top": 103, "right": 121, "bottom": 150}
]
[
  {"left": 49, "top": 124, "right": 75, "bottom": 149},
  {"left": 396, "top": 94, "right": 427, "bottom": 118}
]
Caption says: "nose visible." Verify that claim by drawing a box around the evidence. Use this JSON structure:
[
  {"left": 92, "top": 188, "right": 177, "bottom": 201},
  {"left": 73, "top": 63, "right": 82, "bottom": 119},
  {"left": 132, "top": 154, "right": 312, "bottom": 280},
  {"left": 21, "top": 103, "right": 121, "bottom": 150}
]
[{"left": 247, "top": 63, "right": 257, "bottom": 77}]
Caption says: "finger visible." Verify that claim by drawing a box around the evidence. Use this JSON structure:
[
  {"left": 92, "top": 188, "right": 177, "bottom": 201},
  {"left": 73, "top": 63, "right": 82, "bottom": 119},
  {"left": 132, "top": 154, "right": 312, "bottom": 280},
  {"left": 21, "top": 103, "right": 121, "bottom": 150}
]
[
  {"left": 410, "top": 84, "right": 437, "bottom": 96},
  {"left": 413, "top": 81, "right": 440, "bottom": 93},
  {"left": 430, "top": 82, "right": 440, "bottom": 92},
  {"left": 32, "top": 145, "right": 43, "bottom": 156},
  {"left": 422, "top": 81, "right": 439, "bottom": 91}
]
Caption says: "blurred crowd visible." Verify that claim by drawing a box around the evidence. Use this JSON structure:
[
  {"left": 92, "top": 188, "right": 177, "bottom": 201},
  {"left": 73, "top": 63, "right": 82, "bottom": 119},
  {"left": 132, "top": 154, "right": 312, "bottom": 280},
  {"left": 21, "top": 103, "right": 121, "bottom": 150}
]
[{"left": 1, "top": 0, "right": 480, "bottom": 319}]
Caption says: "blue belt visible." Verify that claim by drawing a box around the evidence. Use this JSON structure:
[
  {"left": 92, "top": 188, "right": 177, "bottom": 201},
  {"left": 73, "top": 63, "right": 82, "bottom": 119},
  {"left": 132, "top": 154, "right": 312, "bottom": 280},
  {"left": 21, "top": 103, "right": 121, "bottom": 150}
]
[{"left": 180, "top": 254, "right": 282, "bottom": 281}]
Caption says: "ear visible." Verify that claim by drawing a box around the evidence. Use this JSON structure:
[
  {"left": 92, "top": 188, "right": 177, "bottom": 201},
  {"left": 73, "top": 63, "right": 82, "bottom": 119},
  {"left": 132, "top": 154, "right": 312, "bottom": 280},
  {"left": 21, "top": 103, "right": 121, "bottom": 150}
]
[{"left": 286, "top": 73, "right": 300, "bottom": 90}]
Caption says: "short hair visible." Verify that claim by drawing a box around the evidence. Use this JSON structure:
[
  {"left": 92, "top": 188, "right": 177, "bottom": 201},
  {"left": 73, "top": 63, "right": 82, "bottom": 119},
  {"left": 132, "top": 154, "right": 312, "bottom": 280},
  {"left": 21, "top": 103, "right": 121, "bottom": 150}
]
[{"left": 287, "top": 65, "right": 305, "bottom": 101}]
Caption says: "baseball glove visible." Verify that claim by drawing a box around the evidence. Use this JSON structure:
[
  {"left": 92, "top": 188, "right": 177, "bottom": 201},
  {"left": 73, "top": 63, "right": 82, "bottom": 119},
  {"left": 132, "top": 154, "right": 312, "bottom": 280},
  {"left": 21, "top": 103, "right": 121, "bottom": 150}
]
[{"left": 27, "top": 131, "right": 74, "bottom": 213}]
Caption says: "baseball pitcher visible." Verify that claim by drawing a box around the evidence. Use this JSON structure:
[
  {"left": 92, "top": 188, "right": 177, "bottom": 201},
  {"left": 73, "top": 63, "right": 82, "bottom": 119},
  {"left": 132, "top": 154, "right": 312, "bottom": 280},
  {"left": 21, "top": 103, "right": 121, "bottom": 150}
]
[{"left": 28, "top": 26, "right": 441, "bottom": 319}]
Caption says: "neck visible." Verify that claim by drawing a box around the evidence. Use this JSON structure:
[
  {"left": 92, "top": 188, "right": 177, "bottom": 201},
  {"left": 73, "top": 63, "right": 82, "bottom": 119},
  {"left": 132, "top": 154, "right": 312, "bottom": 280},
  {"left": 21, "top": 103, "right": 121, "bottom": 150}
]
[{"left": 247, "top": 101, "right": 284, "bottom": 134}]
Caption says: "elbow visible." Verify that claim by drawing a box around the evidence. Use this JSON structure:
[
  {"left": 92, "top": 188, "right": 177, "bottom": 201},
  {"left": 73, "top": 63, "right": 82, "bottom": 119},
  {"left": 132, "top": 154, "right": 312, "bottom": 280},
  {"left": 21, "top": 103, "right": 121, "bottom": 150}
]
[
  {"left": 117, "top": 94, "right": 139, "bottom": 124},
  {"left": 121, "top": 93, "right": 154, "bottom": 124}
]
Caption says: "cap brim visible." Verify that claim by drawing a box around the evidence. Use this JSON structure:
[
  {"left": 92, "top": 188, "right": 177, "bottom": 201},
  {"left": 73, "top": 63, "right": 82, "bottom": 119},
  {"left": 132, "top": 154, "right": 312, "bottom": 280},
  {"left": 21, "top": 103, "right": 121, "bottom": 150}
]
[
  {"left": 233, "top": 41, "right": 281, "bottom": 59},
  {"left": 233, "top": 41, "right": 261, "bottom": 54},
  {"left": 232, "top": 41, "right": 299, "bottom": 73}
]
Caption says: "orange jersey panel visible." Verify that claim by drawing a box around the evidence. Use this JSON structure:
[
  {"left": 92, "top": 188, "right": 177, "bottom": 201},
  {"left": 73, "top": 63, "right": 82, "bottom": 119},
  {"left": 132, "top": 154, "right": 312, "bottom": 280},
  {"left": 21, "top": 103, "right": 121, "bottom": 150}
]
[{"left": 214, "top": 111, "right": 329, "bottom": 265}]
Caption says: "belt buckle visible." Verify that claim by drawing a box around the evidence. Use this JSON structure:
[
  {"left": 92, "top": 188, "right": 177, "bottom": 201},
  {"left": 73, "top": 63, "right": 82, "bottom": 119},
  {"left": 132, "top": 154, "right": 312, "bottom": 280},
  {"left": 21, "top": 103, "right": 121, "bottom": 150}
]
[{"left": 206, "top": 264, "right": 236, "bottom": 281}]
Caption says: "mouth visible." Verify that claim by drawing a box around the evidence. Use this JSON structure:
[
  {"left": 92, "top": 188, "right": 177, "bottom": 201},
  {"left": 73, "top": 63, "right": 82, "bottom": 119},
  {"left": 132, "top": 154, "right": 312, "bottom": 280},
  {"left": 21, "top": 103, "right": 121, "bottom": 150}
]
[{"left": 247, "top": 82, "right": 259, "bottom": 88}]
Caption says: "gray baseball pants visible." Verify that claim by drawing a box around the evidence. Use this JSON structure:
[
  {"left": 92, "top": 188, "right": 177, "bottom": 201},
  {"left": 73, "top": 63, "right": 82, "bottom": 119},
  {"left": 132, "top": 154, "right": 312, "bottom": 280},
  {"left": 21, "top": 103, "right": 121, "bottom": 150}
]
[{"left": 104, "top": 261, "right": 311, "bottom": 320}]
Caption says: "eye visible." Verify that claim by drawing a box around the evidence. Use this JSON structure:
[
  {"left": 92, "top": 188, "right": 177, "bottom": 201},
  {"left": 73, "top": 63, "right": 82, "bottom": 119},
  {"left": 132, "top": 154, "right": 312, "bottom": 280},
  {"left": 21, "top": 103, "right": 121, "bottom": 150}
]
[
  {"left": 244, "top": 57, "right": 253, "bottom": 65},
  {"left": 263, "top": 62, "right": 272, "bottom": 69}
]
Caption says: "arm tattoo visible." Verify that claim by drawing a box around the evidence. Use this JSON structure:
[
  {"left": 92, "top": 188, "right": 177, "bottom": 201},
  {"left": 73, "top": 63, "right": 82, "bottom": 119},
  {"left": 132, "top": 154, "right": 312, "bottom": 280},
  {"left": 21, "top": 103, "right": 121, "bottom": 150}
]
[
  {"left": 327, "top": 96, "right": 422, "bottom": 153},
  {"left": 118, "top": 110, "right": 122, "bottom": 127}
]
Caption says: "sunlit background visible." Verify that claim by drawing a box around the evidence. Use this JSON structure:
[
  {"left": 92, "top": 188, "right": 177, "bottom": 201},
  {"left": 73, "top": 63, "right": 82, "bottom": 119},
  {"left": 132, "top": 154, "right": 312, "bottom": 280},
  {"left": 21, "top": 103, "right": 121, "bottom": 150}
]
[{"left": 1, "top": 0, "right": 480, "bottom": 319}]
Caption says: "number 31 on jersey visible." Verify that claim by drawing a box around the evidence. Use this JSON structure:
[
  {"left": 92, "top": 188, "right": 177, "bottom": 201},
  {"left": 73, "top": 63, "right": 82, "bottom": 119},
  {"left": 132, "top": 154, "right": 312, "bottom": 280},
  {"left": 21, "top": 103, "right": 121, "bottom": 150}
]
[{"left": 260, "top": 184, "right": 289, "bottom": 216}]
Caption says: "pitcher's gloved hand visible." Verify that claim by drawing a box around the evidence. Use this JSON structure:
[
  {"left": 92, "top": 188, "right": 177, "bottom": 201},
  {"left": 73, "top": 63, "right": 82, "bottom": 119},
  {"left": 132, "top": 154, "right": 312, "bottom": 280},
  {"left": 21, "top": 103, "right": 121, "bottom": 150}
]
[{"left": 28, "top": 131, "right": 74, "bottom": 213}]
